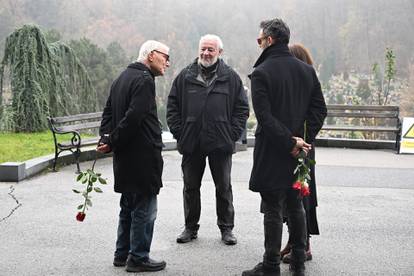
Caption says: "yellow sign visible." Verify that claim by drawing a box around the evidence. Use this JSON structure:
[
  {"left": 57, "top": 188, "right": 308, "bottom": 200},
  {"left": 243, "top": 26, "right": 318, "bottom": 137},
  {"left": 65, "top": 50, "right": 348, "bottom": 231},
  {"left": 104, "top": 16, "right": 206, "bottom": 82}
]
[
  {"left": 403, "top": 124, "right": 414, "bottom": 139},
  {"left": 400, "top": 117, "right": 414, "bottom": 154},
  {"left": 401, "top": 140, "right": 414, "bottom": 148}
]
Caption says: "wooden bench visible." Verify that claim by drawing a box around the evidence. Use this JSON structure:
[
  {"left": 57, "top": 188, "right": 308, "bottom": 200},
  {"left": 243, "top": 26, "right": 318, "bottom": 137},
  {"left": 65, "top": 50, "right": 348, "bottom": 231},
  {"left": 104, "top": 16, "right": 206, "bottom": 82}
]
[
  {"left": 47, "top": 112, "right": 103, "bottom": 172},
  {"left": 318, "top": 105, "right": 401, "bottom": 150}
]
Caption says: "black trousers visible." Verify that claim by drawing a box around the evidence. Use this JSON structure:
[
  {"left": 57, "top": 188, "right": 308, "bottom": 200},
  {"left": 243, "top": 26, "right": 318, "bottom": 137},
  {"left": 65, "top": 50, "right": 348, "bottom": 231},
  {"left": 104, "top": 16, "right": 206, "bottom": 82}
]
[
  {"left": 181, "top": 150, "right": 234, "bottom": 231},
  {"left": 260, "top": 189, "right": 306, "bottom": 268}
]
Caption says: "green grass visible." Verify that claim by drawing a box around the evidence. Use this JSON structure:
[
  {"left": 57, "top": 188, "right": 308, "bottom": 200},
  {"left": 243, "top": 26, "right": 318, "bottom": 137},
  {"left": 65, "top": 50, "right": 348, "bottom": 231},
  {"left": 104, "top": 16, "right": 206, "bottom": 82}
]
[{"left": 0, "top": 131, "right": 93, "bottom": 163}]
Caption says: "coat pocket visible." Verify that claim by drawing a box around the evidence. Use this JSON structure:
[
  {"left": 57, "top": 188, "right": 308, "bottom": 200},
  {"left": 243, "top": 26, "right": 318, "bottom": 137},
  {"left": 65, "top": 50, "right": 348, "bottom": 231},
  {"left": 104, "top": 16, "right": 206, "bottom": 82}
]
[
  {"left": 207, "top": 87, "right": 229, "bottom": 118},
  {"left": 179, "top": 117, "right": 197, "bottom": 142},
  {"left": 213, "top": 117, "right": 234, "bottom": 152},
  {"left": 177, "top": 116, "right": 200, "bottom": 154},
  {"left": 187, "top": 89, "right": 205, "bottom": 118}
]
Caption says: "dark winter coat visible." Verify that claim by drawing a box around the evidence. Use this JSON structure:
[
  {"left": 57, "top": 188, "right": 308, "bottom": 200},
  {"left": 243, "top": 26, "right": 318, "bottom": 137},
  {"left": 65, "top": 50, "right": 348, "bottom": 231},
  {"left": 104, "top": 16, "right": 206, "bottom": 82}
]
[
  {"left": 166, "top": 59, "right": 249, "bottom": 154},
  {"left": 249, "top": 43, "right": 327, "bottom": 192},
  {"left": 100, "top": 62, "right": 163, "bottom": 195}
]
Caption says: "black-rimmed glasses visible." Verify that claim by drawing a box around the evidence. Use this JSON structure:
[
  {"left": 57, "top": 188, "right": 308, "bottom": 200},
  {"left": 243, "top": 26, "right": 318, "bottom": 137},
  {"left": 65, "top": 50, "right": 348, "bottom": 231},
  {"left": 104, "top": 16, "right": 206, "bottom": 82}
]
[
  {"left": 153, "top": 50, "right": 170, "bottom": 62},
  {"left": 256, "top": 36, "right": 266, "bottom": 45}
]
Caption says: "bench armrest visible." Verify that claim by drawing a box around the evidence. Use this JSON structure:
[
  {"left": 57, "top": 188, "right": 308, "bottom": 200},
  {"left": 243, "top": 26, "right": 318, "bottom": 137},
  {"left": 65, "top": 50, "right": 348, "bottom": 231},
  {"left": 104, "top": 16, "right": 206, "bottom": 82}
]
[{"left": 54, "top": 130, "right": 82, "bottom": 148}]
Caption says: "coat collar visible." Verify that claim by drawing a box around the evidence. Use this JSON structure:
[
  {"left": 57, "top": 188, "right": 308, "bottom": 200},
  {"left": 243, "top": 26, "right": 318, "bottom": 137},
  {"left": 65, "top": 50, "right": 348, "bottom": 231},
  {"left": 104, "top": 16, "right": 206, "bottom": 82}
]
[
  {"left": 253, "top": 43, "right": 292, "bottom": 68},
  {"left": 127, "top": 62, "right": 155, "bottom": 79}
]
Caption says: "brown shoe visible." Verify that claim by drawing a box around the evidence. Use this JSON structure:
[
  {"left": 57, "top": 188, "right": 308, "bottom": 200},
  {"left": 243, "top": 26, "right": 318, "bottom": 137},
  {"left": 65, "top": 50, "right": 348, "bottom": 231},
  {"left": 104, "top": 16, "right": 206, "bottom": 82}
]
[
  {"left": 280, "top": 242, "right": 291, "bottom": 259},
  {"left": 282, "top": 250, "right": 312, "bottom": 263}
]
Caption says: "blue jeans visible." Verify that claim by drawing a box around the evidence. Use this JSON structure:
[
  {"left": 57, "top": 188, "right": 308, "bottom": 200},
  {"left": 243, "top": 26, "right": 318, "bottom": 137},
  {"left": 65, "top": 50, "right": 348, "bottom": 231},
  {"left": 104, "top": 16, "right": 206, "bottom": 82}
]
[{"left": 114, "top": 193, "right": 157, "bottom": 261}]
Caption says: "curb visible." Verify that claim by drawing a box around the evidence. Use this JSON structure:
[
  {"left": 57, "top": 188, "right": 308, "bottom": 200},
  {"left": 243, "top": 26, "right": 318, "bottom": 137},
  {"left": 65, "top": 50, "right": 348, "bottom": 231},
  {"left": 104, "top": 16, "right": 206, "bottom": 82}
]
[
  {"left": 0, "top": 135, "right": 397, "bottom": 182},
  {"left": 0, "top": 140, "right": 178, "bottom": 182}
]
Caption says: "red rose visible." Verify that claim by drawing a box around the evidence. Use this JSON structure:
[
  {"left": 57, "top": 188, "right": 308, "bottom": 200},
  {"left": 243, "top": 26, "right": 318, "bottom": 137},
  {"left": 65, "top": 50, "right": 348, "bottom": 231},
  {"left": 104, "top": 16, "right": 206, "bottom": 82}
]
[
  {"left": 73, "top": 160, "right": 107, "bottom": 223},
  {"left": 76, "top": 212, "right": 86, "bottom": 222},
  {"left": 300, "top": 186, "right": 310, "bottom": 197},
  {"left": 292, "top": 181, "right": 302, "bottom": 190},
  {"left": 292, "top": 122, "right": 313, "bottom": 198}
]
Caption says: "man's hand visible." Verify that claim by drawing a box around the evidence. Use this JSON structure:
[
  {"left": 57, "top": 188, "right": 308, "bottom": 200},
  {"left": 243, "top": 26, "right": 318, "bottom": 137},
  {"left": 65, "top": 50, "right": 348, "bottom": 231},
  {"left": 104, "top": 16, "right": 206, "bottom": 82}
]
[
  {"left": 290, "top": 136, "right": 311, "bottom": 158},
  {"left": 96, "top": 143, "right": 111, "bottom": 153}
]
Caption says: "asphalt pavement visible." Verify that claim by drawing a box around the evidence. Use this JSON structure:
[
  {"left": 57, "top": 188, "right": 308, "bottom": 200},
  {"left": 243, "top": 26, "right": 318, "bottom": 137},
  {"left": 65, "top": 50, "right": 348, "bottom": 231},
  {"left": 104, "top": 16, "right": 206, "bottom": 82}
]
[{"left": 1, "top": 147, "right": 414, "bottom": 276}]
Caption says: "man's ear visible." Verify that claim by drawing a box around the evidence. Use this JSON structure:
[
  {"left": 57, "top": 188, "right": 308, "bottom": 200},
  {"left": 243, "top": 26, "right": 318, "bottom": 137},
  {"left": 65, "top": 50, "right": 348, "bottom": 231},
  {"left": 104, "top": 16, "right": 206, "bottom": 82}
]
[
  {"left": 219, "top": 49, "right": 223, "bottom": 55},
  {"left": 267, "top": 36, "right": 275, "bottom": 45},
  {"left": 148, "top": 51, "right": 155, "bottom": 62}
]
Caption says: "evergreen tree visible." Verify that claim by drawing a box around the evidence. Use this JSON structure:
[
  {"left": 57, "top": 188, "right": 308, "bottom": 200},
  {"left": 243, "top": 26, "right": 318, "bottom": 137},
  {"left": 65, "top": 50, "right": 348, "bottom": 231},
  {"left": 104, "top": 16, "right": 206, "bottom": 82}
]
[
  {"left": 0, "top": 25, "right": 53, "bottom": 131},
  {"left": 0, "top": 25, "right": 96, "bottom": 132},
  {"left": 69, "top": 38, "right": 113, "bottom": 107}
]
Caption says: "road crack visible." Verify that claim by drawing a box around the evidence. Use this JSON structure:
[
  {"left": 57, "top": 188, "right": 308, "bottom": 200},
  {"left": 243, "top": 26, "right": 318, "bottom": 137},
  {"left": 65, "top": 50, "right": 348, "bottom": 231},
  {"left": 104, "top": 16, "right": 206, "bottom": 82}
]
[{"left": 0, "top": 185, "right": 22, "bottom": 222}]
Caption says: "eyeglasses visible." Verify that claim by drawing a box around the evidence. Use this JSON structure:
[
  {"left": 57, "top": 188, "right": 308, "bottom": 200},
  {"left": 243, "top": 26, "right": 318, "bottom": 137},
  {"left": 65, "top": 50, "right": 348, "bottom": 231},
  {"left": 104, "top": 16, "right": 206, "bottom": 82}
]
[
  {"left": 153, "top": 50, "right": 170, "bottom": 62},
  {"left": 257, "top": 36, "right": 268, "bottom": 46}
]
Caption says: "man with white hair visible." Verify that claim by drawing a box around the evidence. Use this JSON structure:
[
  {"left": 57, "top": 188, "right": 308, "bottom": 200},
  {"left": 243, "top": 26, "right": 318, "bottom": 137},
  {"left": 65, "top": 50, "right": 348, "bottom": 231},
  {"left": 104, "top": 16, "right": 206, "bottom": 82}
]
[
  {"left": 167, "top": 34, "right": 249, "bottom": 245},
  {"left": 98, "top": 40, "right": 170, "bottom": 273}
]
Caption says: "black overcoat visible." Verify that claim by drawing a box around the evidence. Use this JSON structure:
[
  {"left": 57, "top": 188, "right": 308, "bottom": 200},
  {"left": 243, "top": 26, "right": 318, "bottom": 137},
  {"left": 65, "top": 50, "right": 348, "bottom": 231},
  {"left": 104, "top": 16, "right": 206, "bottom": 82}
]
[
  {"left": 166, "top": 59, "right": 249, "bottom": 154},
  {"left": 249, "top": 43, "right": 327, "bottom": 192},
  {"left": 100, "top": 62, "right": 163, "bottom": 195}
]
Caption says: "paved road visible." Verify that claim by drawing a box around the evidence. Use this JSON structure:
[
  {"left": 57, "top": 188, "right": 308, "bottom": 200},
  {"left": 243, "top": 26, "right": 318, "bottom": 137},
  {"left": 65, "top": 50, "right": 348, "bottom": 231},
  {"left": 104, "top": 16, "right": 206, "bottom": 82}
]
[{"left": 1, "top": 148, "right": 414, "bottom": 276}]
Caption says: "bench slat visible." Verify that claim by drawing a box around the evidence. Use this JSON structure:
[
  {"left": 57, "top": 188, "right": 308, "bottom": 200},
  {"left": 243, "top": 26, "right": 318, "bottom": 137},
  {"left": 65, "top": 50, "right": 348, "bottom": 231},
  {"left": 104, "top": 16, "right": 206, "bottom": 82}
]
[
  {"left": 326, "top": 105, "right": 399, "bottom": 112},
  {"left": 327, "top": 111, "right": 399, "bottom": 118},
  {"left": 56, "top": 121, "right": 101, "bottom": 132},
  {"left": 52, "top": 112, "right": 103, "bottom": 124},
  {"left": 322, "top": 125, "right": 399, "bottom": 132}
]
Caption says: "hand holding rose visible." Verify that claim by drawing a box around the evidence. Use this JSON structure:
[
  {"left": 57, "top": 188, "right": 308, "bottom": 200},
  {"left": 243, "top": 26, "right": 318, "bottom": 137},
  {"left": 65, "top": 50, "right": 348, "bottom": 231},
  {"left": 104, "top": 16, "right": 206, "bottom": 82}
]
[{"left": 290, "top": 136, "right": 312, "bottom": 158}]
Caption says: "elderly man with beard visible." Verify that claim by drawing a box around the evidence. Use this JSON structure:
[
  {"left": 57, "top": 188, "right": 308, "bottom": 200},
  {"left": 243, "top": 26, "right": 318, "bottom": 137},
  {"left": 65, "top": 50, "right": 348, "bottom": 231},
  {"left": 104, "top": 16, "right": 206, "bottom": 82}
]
[{"left": 167, "top": 34, "right": 249, "bottom": 245}]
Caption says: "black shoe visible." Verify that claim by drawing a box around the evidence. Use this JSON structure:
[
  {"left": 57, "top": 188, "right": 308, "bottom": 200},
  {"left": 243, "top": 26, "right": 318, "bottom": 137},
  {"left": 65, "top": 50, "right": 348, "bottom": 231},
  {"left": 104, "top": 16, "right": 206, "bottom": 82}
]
[
  {"left": 125, "top": 257, "right": 166, "bottom": 272},
  {"left": 113, "top": 256, "right": 127, "bottom": 267},
  {"left": 242, "top": 262, "right": 280, "bottom": 276},
  {"left": 176, "top": 228, "right": 197, "bottom": 243},
  {"left": 221, "top": 229, "right": 237, "bottom": 245},
  {"left": 289, "top": 263, "right": 305, "bottom": 276}
]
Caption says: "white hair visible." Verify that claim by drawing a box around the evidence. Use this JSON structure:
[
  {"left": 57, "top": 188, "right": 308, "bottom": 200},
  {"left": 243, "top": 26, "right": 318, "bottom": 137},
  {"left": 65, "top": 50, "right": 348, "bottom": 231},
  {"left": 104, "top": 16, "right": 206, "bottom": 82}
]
[
  {"left": 137, "top": 40, "right": 169, "bottom": 62},
  {"left": 199, "top": 34, "right": 224, "bottom": 50}
]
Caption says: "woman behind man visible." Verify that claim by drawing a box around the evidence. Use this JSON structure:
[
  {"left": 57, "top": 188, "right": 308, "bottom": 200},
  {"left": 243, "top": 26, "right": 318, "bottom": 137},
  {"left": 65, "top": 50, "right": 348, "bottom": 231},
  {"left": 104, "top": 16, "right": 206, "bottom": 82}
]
[{"left": 280, "top": 43, "right": 320, "bottom": 263}]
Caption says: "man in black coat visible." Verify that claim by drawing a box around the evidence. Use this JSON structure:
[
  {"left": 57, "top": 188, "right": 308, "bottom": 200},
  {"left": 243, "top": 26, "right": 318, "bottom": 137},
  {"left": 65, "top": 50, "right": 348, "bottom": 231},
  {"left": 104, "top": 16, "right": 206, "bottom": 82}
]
[
  {"left": 242, "top": 19, "right": 327, "bottom": 276},
  {"left": 97, "top": 40, "right": 170, "bottom": 273},
  {"left": 167, "top": 34, "right": 249, "bottom": 245}
]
